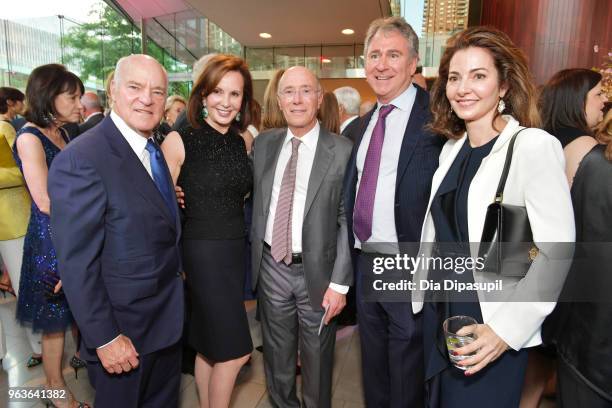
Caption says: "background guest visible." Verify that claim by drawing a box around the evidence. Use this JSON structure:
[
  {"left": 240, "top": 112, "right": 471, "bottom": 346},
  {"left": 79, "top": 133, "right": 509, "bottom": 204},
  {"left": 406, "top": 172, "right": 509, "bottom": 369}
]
[
  {"left": 358, "top": 99, "right": 375, "bottom": 117},
  {"left": 261, "top": 69, "right": 287, "bottom": 130},
  {"left": 414, "top": 26, "right": 575, "bottom": 408},
  {"left": 522, "top": 68, "right": 607, "bottom": 407},
  {"left": 240, "top": 99, "right": 261, "bottom": 154},
  {"left": 13, "top": 63, "right": 88, "bottom": 407},
  {"left": 158, "top": 95, "right": 187, "bottom": 138},
  {"left": 0, "top": 87, "right": 43, "bottom": 368},
  {"left": 317, "top": 91, "right": 341, "bottom": 134},
  {"left": 333, "top": 86, "right": 361, "bottom": 142},
  {"left": 542, "top": 110, "right": 611, "bottom": 408},
  {"left": 540, "top": 68, "right": 607, "bottom": 185},
  {"left": 162, "top": 54, "right": 254, "bottom": 408},
  {"left": 78, "top": 91, "right": 104, "bottom": 134}
]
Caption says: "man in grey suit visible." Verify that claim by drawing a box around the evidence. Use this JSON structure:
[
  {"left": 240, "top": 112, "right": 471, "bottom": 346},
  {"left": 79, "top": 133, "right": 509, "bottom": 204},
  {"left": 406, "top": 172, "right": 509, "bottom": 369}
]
[{"left": 251, "top": 66, "right": 353, "bottom": 408}]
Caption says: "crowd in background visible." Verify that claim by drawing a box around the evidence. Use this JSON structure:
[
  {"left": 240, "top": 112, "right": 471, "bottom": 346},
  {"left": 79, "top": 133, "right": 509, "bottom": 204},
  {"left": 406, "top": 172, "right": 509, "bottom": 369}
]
[{"left": 0, "top": 15, "right": 610, "bottom": 408}]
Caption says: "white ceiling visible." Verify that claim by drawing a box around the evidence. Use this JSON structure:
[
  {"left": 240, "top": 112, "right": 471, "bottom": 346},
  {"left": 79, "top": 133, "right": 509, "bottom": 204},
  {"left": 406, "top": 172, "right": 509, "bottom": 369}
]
[{"left": 117, "top": 0, "right": 392, "bottom": 47}]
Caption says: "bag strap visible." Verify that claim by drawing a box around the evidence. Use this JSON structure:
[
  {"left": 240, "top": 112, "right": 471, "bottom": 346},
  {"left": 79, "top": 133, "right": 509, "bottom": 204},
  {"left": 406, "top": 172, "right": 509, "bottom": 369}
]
[{"left": 494, "top": 128, "right": 528, "bottom": 203}]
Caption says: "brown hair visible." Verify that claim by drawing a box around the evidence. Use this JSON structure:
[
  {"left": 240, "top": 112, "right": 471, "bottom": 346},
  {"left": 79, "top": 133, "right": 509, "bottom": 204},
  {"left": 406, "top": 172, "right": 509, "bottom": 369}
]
[
  {"left": 25, "top": 64, "right": 84, "bottom": 127},
  {"left": 595, "top": 110, "right": 612, "bottom": 161},
  {"left": 429, "top": 26, "right": 540, "bottom": 139},
  {"left": 539, "top": 68, "right": 602, "bottom": 136},
  {"left": 187, "top": 54, "right": 253, "bottom": 131},
  {"left": 317, "top": 91, "right": 341, "bottom": 134},
  {"left": 262, "top": 69, "right": 287, "bottom": 130}
]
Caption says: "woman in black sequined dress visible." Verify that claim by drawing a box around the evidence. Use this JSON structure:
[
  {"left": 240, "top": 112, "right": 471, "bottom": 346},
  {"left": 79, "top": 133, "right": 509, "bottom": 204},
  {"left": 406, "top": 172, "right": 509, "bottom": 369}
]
[{"left": 162, "top": 54, "right": 253, "bottom": 408}]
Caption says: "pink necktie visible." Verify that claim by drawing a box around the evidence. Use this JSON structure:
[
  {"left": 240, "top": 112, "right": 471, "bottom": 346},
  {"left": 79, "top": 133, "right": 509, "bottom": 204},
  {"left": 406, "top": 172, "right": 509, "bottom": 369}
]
[{"left": 271, "top": 137, "right": 301, "bottom": 264}]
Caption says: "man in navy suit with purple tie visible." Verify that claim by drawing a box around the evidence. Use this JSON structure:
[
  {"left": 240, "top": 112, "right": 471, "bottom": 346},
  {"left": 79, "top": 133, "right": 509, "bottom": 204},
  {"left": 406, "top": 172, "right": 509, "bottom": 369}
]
[
  {"left": 49, "top": 54, "right": 183, "bottom": 407},
  {"left": 343, "top": 17, "right": 443, "bottom": 407}
]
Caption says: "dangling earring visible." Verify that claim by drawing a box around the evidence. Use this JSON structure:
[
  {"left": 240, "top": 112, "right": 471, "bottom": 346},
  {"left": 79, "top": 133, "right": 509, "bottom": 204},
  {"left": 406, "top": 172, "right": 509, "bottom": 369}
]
[
  {"left": 235, "top": 112, "right": 241, "bottom": 122},
  {"left": 497, "top": 98, "right": 506, "bottom": 114},
  {"left": 43, "top": 112, "right": 56, "bottom": 125},
  {"left": 201, "top": 105, "right": 209, "bottom": 120}
]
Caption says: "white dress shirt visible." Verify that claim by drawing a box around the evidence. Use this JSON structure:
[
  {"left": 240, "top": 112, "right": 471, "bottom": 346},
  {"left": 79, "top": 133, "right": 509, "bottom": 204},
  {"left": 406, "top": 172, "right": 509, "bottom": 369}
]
[
  {"left": 354, "top": 85, "right": 416, "bottom": 248},
  {"left": 99, "top": 111, "right": 155, "bottom": 349},
  {"left": 110, "top": 110, "right": 153, "bottom": 178},
  {"left": 339, "top": 115, "right": 358, "bottom": 133},
  {"left": 264, "top": 122, "right": 348, "bottom": 294}
]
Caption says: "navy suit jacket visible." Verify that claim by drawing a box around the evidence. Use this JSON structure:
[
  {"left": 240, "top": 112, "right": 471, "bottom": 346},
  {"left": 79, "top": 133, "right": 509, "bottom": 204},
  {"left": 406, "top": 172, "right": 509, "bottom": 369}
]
[
  {"left": 49, "top": 116, "right": 184, "bottom": 361},
  {"left": 343, "top": 85, "right": 443, "bottom": 253}
]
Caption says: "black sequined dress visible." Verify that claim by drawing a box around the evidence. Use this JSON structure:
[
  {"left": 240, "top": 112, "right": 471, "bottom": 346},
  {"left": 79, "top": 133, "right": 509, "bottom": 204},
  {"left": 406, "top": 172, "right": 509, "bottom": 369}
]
[{"left": 178, "top": 120, "right": 253, "bottom": 361}]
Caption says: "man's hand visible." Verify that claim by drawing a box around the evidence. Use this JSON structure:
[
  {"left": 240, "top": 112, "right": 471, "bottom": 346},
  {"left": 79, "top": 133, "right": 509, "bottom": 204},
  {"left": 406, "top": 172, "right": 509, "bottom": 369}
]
[
  {"left": 321, "top": 288, "right": 346, "bottom": 325},
  {"left": 175, "top": 185, "right": 185, "bottom": 209},
  {"left": 96, "top": 334, "right": 140, "bottom": 374}
]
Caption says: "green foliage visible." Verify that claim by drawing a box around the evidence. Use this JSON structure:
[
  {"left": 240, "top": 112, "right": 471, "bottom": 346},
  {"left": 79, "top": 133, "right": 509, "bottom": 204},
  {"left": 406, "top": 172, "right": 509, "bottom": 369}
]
[{"left": 63, "top": 3, "right": 141, "bottom": 83}]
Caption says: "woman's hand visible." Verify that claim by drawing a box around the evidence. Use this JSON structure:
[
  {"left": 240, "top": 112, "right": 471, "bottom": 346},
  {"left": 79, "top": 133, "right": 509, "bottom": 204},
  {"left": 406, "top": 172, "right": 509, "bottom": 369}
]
[{"left": 454, "top": 323, "right": 509, "bottom": 376}]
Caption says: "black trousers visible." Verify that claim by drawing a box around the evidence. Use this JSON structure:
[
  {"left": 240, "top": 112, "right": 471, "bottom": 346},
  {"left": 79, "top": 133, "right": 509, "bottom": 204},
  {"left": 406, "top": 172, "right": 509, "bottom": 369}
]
[{"left": 87, "top": 342, "right": 182, "bottom": 408}]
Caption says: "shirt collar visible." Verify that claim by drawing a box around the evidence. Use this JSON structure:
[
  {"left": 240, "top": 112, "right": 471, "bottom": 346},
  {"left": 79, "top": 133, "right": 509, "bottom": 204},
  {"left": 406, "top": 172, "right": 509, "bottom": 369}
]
[
  {"left": 110, "top": 110, "right": 150, "bottom": 157},
  {"left": 84, "top": 111, "right": 103, "bottom": 122},
  {"left": 376, "top": 83, "right": 417, "bottom": 113},
  {"left": 285, "top": 121, "right": 320, "bottom": 151},
  {"left": 340, "top": 115, "right": 358, "bottom": 133}
]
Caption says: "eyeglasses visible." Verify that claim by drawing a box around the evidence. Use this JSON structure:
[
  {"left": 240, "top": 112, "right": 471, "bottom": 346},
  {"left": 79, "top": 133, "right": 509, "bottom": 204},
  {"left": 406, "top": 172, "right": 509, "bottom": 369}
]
[{"left": 278, "top": 87, "right": 319, "bottom": 100}]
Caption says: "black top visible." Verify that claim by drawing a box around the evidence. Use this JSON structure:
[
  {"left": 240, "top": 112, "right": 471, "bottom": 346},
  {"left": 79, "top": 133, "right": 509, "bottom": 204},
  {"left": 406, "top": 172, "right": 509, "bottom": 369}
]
[
  {"left": 178, "top": 120, "right": 252, "bottom": 240},
  {"left": 546, "top": 126, "right": 586, "bottom": 148},
  {"left": 543, "top": 144, "right": 612, "bottom": 400}
]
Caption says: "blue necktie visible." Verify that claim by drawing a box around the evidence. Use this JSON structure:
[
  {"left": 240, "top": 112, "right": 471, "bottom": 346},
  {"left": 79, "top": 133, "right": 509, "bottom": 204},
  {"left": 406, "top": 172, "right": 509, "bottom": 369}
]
[{"left": 145, "top": 139, "right": 177, "bottom": 221}]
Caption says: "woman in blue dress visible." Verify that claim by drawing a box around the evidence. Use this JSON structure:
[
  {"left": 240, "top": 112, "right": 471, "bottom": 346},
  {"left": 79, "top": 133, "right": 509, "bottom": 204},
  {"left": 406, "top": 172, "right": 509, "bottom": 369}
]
[{"left": 13, "top": 64, "right": 89, "bottom": 408}]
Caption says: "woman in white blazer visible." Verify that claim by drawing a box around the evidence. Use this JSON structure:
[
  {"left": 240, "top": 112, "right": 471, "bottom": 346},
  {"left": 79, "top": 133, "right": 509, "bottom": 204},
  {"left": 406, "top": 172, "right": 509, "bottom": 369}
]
[{"left": 412, "top": 27, "right": 575, "bottom": 407}]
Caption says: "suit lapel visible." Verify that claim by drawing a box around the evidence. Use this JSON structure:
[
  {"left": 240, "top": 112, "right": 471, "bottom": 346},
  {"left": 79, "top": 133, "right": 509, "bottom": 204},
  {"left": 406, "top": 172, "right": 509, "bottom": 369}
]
[
  {"left": 303, "top": 129, "right": 334, "bottom": 219},
  {"left": 261, "top": 129, "right": 287, "bottom": 214},
  {"left": 104, "top": 118, "right": 177, "bottom": 231},
  {"left": 395, "top": 87, "right": 428, "bottom": 190}
]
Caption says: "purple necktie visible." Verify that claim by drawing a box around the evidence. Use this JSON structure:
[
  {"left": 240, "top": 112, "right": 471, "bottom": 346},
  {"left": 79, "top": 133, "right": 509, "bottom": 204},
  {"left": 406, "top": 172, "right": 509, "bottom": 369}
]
[{"left": 353, "top": 104, "right": 395, "bottom": 242}]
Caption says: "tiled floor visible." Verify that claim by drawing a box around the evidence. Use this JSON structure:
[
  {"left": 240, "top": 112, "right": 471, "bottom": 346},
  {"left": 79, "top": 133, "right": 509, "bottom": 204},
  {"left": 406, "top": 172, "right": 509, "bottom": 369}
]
[
  {"left": 0, "top": 295, "right": 558, "bottom": 408},
  {"left": 0, "top": 296, "right": 366, "bottom": 407}
]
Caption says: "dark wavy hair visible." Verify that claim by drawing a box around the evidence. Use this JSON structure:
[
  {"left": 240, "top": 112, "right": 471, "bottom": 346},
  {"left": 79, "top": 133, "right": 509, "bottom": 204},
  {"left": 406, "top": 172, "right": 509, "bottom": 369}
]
[
  {"left": 187, "top": 54, "right": 253, "bottom": 132},
  {"left": 24, "top": 64, "right": 84, "bottom": 127},
  {"left": 0, "top": 87, "right": 25, "bottom": 114},
  {"left": 539, "top": 68, "right": 602, "bottom": 136},
  {"left": 428, "top": 26, "right": 540, "bottom": 139}
]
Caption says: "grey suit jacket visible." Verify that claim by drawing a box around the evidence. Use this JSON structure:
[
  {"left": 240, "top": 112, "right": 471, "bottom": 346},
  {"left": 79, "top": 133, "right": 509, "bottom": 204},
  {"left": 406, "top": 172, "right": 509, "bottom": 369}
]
[{"left": 250, "top": 127, "right": 353, "bottom": 310}]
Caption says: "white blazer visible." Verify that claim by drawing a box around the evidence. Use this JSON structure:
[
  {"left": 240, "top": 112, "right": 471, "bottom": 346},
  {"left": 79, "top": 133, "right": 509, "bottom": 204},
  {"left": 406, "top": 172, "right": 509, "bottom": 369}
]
[{"left": 412, "top": 116, "right": 575, "bottom": 350}]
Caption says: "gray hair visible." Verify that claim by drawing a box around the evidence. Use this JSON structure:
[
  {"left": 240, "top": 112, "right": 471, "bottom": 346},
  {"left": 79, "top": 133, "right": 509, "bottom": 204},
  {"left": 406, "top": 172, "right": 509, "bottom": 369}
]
[
  {"left": 333, "top": 86, "right": 361, "bottom": 115},
  {"left": 80, "top": 92, "right": 102, "bottom": 110},
  {"left": 364, "top": 17, "right": 419, "bottom": 60},
  {"left": 192, "top": 53, "right": 218, "bottom": 83}
]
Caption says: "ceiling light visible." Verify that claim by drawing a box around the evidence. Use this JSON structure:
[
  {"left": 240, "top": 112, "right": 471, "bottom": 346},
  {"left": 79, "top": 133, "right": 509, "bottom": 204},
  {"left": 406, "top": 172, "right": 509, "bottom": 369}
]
[
  {"left": 341, "top": 28, "right": 354, "bottom": 35},
  {"left": 322, "top": 58, "right": 331, "bottom": 63},
  {"left": 259, "top": 32, "right": 272, "bottom": 39}
]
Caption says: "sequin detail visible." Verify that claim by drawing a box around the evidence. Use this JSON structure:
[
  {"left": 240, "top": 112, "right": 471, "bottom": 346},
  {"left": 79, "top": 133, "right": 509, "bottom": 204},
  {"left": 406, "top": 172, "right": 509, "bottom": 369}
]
[
  {"left": 12, "top": 126, "right": 74, "bottom": 333},
  {"left": 177, "top": 121, "right": 253, "bottom": 240}
]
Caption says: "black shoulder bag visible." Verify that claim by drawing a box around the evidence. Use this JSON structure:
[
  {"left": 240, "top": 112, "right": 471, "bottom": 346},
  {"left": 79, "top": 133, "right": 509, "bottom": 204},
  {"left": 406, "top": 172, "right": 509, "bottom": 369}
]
[{"left": 478, "top": 128, "right": 539, "bottom": 277}]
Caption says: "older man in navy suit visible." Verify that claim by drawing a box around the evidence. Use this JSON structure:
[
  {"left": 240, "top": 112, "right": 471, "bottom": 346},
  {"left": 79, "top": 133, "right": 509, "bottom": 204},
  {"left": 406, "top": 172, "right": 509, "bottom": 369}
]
[
  {"left": 343, "top": 17, "right": 443, "bottom": 407},
  {"left": 49, "top": 54, "right": 183, "bottom": 407}
]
